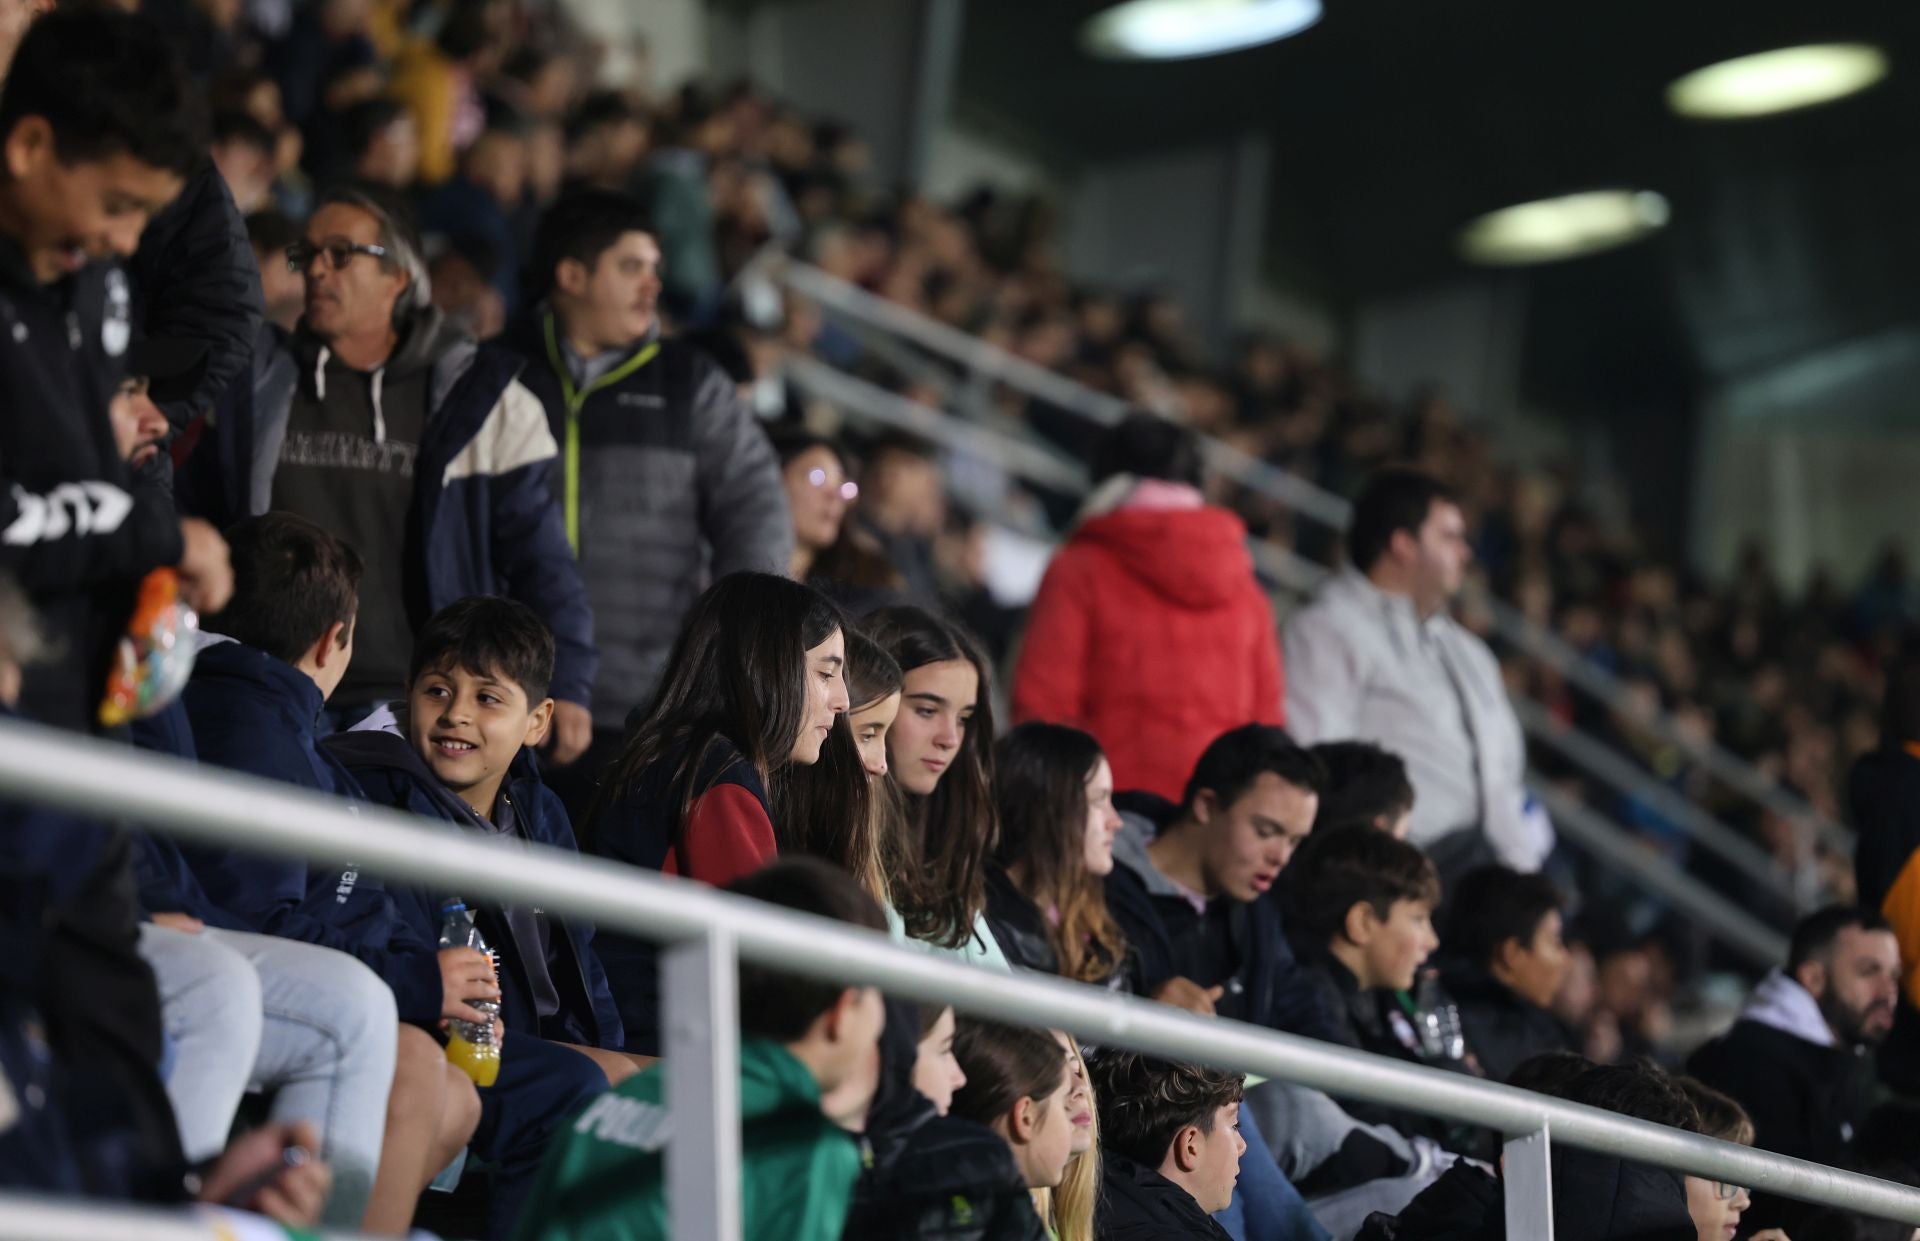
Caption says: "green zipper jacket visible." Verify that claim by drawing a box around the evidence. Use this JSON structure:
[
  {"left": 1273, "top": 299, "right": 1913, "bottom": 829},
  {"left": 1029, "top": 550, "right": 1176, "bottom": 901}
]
[{"left": 512, "top": 1040, "right": 861, "bottom": 1241}]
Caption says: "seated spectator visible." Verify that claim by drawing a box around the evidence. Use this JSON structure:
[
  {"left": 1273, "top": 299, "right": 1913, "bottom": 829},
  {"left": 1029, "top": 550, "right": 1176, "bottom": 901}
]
[
  {"left": 334, "top": 97, "right": 420, "bottom": 187},
  {"left": 985, "top": 722, "right": 1128, "bottom": 986},
  {"left": 844, "top": 1003, "right": 1046, "bottom": 1239},
  {"left": 259, "top": 182, "right": 595, "bottom": 748},
  {"left": 1104, "top": 724, "right": 1337, "bottom": 1037},
  {"left": 787, "top": 625, "right": 899, "bottom": 902},
  {"left": 416, "top": 121, "right": 527, "bottom": 309},
  {"left": 1672, "top": 1077, "right": 1778, "bottom": 1241},
  {"left": 501, "top": 187, "right": 791, "bottom": 810},
  {"left": 853, "top": 435, "right": 946, "bottom": 605},
  {"left": 1086, "top": 1049, "right": 1246, "bottom": 1240},
  {"left": 0, "top": 573, "right": 334, "bottom": 1229},
  {"left": 1012, "top": 412, "right": 1284, "bottom": 804},
  {"left": 1438, "top": 866, "right": 1574, "bottom": 1084},
  {"left": 772, "top": 427, "right": 907, "bottom": 616},
  {"left": 1355, "top": 1061, "right": 1698, "bottom": 1241},
  {"left": 247, "top": 209, "right": 306, "bottom": 332},
  {"left": 1284, "top": 826, "right": 1443, "bottom": 1064},
  {"left": 324, "top": 595, "right": 623, "bottom": 1234},
  {"left": 514, "top": 859, "right": 887, "bottom": 1241},
  {"left": 1310, "top": 741, "right": 1415, "bottom": 838},
  {"left": 949, "top": 1019, "right": 1079, "bottom": 1199},
  {"left": 587, "top": 571, "right": 860, "bottom": 1051},
  {"left": 1042, "top": 1038, "right": 1101, "bottom": 1241},
  {"left": 867, "top": 606, "right": 1012, "bottom": 971},
  {"left": 1688, "top": 906, "right": 1898, "bottom": 1235},
  {"left": 211, "top": 109, "right": 280, "bottom": 213},
  {"left": 1284, "top": 469, "right": 1545, "bottom": 879}
]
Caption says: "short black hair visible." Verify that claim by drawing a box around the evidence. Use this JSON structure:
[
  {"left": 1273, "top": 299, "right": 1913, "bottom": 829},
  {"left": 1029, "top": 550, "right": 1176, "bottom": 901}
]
[
  {"left": 1347, "top": 468, "right": 1457, "bottom": 574},
  {"left": 409, "top": 596, "right": 555, "bottom": 703},
  {"left": 1179, "top": 724, "right": 1326, "bottom": 821},
  {"left": 1557, "top": 1063, "right": 1698, "bottom": 1131},
  {"left": 532, "top": 186, "right": 653, "bottom": 297},
  {"left": 1088, "top": 1049, "right": 1244, "bottom": 1170},
  {"left": 0, "top": 8, "right": 206, "bottom": 178},
  {"left": 1093, "top": 411, "right": 1204, "bottom": 488},
  {"left": 338, "top": 98, "right": 406, "bottom": 165},
  {"left": 1284, "top": 826, "right": 1441, "bottom": 946},
  {"left": 1789, "top": 905, "right": 1893, "bottom": 975},
  {"left": 727, "top": 858, "right": 887, "bottom": 1042},
  {"left": 1506, "top": 1050, "right": 1593, "bottom": 1094},
  {"left": 209, "top": 513, "right": 362, "bottom": 663},
  {"left": 246, "top": 208, "right": 300, "bottom": 257},
  {"left": 1444, "top": 866, "right": 1563, "bottom": 970},
  {"left": 211, "top": 110, "right": 276, "bottom": 161},
  {"left": 1311, "top": 741, "right": 1415, "bottom": 833}
]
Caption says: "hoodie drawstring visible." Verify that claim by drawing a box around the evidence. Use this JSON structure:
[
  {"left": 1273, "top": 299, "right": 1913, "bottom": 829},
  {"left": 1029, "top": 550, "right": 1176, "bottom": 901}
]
[
  {"left": 313, "top": 345, "right": 329, "bottom": 401},
  {"left": 370, "top": 364, "right": 387, "bottom": 444}
]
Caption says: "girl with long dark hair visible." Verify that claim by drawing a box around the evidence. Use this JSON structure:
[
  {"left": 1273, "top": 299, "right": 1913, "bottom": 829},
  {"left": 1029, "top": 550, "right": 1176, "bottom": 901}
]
[
  {"left": 985, "top": 722, "right": 1129, "bottom": 988},
  {"left": 865, "top": 605, "right": 1009, "bottom": 969},
  {"left": 586, "top": 571, "right": 864, "bottom": 1050}
]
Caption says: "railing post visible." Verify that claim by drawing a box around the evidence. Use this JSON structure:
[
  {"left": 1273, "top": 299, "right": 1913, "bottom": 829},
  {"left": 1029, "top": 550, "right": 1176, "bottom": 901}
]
[
  {"left": 663, "top": 929, "right": 742, "bottom": 1241},
  {"left": 1505, "top": 1126, "right": 1554, "bottom": 1239}
]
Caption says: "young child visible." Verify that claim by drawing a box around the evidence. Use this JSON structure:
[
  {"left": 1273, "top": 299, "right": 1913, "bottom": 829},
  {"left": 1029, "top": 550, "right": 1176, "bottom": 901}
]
[
  {"left": 325, "top": 594, "right": 630, "bottom": 1234},
  {"left": 514, "top": 859, "right": 888, "bottom": 1241},
  {"left": 1087, "top": 1050, "right": 1246, "bottom": 1240}
]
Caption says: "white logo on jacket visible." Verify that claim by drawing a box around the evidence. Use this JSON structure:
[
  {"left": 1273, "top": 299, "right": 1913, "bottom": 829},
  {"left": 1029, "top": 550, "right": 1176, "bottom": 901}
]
[{"left": 2, "top": 481, "right": 133, "bottom": 545}]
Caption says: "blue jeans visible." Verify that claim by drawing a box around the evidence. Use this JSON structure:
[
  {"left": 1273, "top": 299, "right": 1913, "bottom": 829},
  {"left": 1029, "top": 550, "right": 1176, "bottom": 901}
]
[
  {"left": 1218, "top": 1102, "right": 1331, "bottom": 1241},
  {"left": 139, "top": 924, "right": 399, "bottom": 1227}
]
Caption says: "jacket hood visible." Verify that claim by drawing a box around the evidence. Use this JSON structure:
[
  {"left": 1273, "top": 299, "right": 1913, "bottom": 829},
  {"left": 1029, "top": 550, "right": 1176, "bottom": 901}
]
[
  {"left": 1112, "top": 811, "right": 1193, "bottom": 903},
  {"left": 292, "top": 305, "right": 466, "bottom": 387},
  {"left": 1071, "top": 505, "right": 1256, "bottom": 609},
  {"left": 189, "top": 636, "right": 326, "bottom": 726},
  {"left": 861, "top": 995, "right": 939, "bottom": 1172},
  {"left": 1740, "top": 969, "right": 1837, "bottom": 1048}
]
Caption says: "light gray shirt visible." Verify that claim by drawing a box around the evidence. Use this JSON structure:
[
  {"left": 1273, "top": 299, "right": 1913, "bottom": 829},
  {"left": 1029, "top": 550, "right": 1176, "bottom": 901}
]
[{"left": 1283, "top": 568, "right": 1549, "bottom": 870}]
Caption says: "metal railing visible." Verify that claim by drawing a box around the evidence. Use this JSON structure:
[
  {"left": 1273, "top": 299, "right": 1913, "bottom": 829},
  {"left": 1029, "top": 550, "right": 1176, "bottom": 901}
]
[
  {"left": 772, "top": 256, "right": 1850, "bottom": 857},
  {"left": 786, "top": 355, "right": 1809, "bottom": 946},
  {"left": 0, "top": 719, "right": 1912, "bottom": 1241}
]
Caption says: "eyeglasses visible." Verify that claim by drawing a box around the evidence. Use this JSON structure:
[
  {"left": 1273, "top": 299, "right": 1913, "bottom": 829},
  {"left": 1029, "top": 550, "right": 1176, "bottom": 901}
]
[
  {"left": 287, "top": 239, "right": 390, "bottom": 273},
  {"left": 1714, "top": 1182, "right": 1745, "bottom": 1201},
  {"left": 806, "top": 467, "right": 859, "bottom": 502}
]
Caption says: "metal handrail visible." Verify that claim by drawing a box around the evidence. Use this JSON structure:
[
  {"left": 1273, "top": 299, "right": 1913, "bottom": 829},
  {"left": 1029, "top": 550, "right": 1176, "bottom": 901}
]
[
  {"left": 788, "top": 355, "right": 1813, "bottom": 925},
  {"left": 0, "top": 719, "right": 1911, "bottom": 1241},
  {"left": 774, "top": 256, "right": 1848, "bottom": 848}
]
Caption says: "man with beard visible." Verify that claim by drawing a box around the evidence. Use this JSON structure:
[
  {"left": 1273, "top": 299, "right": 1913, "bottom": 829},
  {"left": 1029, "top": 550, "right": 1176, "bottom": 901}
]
[{"left": 1689, "top": 906, "right": 1898, "bottom": 1234}]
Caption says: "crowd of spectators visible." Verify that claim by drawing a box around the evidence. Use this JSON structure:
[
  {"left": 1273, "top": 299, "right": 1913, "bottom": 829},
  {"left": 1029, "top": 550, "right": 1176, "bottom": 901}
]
[{"left": 7, "top": 0, "right": 1920, "bottom": 1239}]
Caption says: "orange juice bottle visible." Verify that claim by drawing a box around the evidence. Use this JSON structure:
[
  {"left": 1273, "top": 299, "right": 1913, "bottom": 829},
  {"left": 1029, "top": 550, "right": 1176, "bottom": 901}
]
[{"left": 437, "top": 901, "right": 502, "bottom": 1087}]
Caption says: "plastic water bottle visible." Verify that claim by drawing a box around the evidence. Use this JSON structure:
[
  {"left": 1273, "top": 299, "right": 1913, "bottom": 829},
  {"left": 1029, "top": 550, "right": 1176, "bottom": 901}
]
[
  {"left": 1414, "top": 972, "right": 1468, "bottom": 1064},
  {"left": 437, "top": 901, "right": 501, "bottom": 1087}
]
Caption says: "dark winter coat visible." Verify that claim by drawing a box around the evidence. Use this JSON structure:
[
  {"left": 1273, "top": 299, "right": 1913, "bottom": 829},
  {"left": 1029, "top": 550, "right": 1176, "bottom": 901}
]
[{"left": 1096, "top": 1152, "right": 1234, "bottom": 1240}]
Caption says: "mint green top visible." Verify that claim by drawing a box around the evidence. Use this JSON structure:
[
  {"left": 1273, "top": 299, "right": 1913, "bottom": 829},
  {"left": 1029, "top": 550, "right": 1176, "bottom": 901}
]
[{"left": 884, "top": 904, "right": 1012, "bottom": 973}]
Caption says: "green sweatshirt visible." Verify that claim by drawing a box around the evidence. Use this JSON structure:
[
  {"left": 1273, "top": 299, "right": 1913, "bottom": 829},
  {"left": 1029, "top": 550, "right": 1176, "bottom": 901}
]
[{"left": 512, "top": 1041, "right": 861, "bottom": 1241}]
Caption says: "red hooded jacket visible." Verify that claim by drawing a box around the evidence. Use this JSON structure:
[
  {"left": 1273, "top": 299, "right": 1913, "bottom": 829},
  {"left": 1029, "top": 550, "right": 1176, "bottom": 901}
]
[{"left": 1011, "top": 503, "right": 1285, "bottom": 801}]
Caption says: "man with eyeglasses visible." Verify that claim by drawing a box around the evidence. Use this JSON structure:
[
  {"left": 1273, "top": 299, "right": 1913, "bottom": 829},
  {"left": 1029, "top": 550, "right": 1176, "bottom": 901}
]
[
  {"left": 255, "top": 182, "right": 597, "bottom": 746},
  {"left": 499, "top": 186, "right": 790, "bottom": 817}
]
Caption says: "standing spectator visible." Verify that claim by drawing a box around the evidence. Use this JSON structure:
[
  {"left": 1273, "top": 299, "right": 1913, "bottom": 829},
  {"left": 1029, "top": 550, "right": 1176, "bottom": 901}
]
[
  {"left": 0, "top": 7, "right": 232, "bottom": 733},
  {"left": 1848, "top": 647, "right": 1920, "bottom": 1093},
  {"left": 1687, "top": 906, "right": 1896, "bottom": 1171},
  {"left": 854, "top": 434, "right": 946, "bottom": 605},
  {"left": 1105, "top": 725, "right": 1336, "bottom": 1037},
  {"left": 1284, "top": 468, "right": 1546, "bottom": 878},
  {"left": 1087, "top": 1050, "right": 1246, "bottom": 1241},
  {"left": 1012, "top": 412, "right": 1284, "bottom": 803},
  {"left": 210, "top": 110, "right": 280, "bottom": 213},
  {"left": 501, "top": 187, "right": 790, "bottom": 803},
  {"left": 1438, "top": 866, "right": 1574, "bottom": 1084},
  {"left": 258, "top": 183, "right": 597, "bottom": 751}
]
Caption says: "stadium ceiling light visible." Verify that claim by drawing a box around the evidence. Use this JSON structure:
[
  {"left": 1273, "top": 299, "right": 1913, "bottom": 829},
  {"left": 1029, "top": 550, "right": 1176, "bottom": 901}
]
[
  {"left": 1666, "top": 44, "right": 1888, "bottom": 120},
  {"left": 1458, "top": 190, "right": 1671, "bottom": 267},
  {"left": 1081, "top": 0, "right": 1322, "bottom": 61}
]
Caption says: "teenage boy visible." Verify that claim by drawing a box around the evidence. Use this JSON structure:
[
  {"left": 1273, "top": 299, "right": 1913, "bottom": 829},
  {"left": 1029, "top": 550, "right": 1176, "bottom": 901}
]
[
  {"left": 1088, "top": 1049, "right": 1246, "bottom": 1240},
  {"left": 500, "top": 187, "right": 790, "bottom": 815},
  {"left": 0, "top": 7, "right": 233, "bottom": 733},
  {"left": 1310, "top": 740, "right": 1415, "bottom": 838},
  {"left": 514, "top": 858, "right": 889, "bottom": 1241},
  {"left": 325, "top": 593, "right": 630, "bottom": 1234},
  {"left": 1105, "top": 724, "right": 1341, "bottom": 1041},
  {"left": 1438, "top": 865, "right": 1574, "bottom": 1084}
]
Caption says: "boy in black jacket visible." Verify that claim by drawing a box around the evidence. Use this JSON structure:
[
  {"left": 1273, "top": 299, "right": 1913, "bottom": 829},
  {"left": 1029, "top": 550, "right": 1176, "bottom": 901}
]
[{"left": 1088, "top": 1049, "right": 1246, "bottom": 1240}]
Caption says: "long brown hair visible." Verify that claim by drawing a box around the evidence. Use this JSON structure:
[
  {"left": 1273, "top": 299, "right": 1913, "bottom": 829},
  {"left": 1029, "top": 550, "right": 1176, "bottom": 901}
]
[
  {"left": 993, "top": 723, "right": 1127, "bottom": 985},
  {"left": 587, "top": 573, "right": 869, "bottom": 882},
  {"left": 949, "top": 1018, "right": 1067, "bottom": 1132},
  {"left": 865, "top": 606, "right": 998, "bottom": 950}
]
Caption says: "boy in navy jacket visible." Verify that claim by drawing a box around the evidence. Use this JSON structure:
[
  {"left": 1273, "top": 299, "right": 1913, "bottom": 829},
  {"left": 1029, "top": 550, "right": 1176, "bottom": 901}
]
[{"left": 325, "top": 593, "right": 633, "bottom": 1234}]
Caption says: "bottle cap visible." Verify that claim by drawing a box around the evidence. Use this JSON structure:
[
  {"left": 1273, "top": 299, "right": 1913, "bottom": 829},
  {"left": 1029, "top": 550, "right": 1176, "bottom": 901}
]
[{"left": 439, "top": 900, "right": 468, "bottom": 915}]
